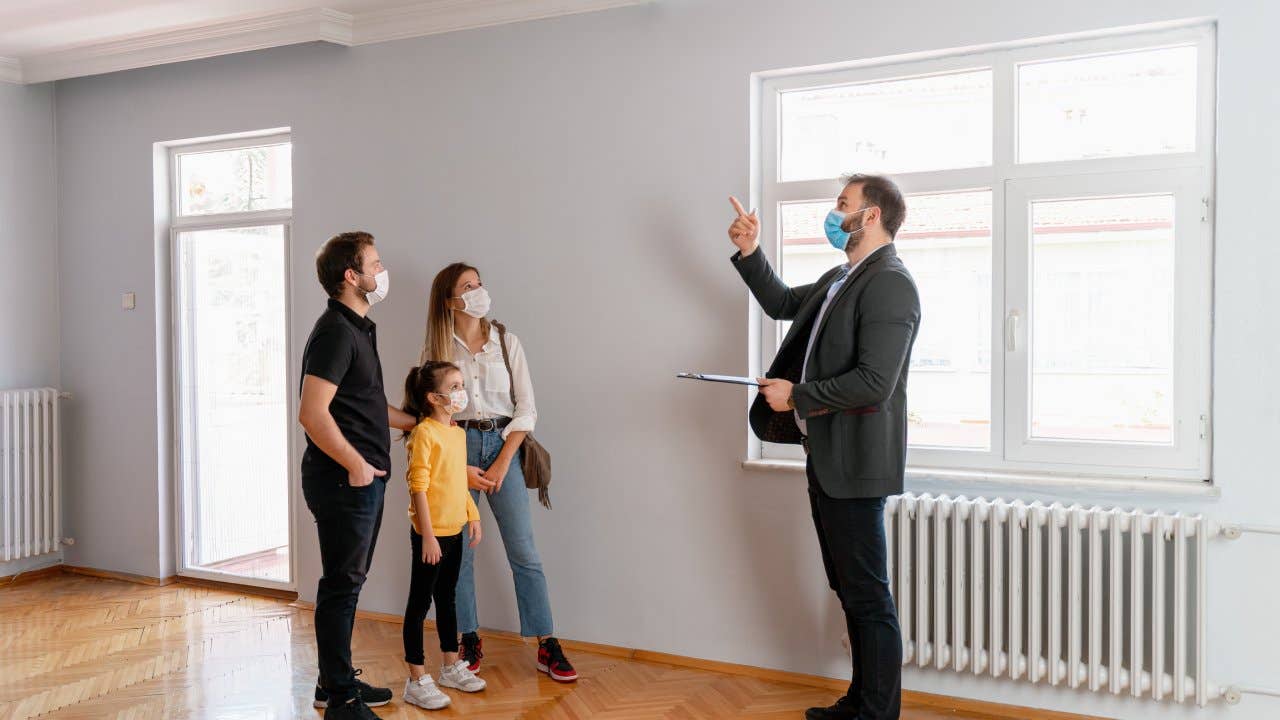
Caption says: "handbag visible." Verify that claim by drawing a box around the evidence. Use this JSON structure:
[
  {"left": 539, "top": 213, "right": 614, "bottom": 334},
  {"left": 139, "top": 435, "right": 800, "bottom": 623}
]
[{"left": 491, "top": 321, "right": 552, "bottom": 509}]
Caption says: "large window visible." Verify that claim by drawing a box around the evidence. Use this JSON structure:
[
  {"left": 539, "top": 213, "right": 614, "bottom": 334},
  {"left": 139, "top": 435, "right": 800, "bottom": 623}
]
[
  {"left": 169, "top": 133, "right": 296, "bottom": 589},
  {"left": 756, "top": 26, "right": 1213, "bottom": 481}
]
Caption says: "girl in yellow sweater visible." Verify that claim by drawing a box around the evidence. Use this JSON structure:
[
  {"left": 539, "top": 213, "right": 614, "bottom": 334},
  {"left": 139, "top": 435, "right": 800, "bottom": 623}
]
[{"left": 399, "top": 361, "right": 485, "bottom": 710}]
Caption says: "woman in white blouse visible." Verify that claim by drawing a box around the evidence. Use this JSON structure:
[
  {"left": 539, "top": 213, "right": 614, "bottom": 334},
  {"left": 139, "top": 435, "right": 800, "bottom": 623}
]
[{"left": 419, "top": 262, "right": 578, "bottom": 683}]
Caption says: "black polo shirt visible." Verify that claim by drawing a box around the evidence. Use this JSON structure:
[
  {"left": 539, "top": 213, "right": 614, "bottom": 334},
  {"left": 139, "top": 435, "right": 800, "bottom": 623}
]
[{"left": 300, "top": 298, "right": 391, "bottom": 478}]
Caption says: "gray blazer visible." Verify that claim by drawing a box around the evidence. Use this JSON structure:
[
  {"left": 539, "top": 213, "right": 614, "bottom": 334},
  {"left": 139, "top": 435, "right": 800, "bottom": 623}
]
[{"left": 732, "top": 243, "right": 921, "bottom": 499}]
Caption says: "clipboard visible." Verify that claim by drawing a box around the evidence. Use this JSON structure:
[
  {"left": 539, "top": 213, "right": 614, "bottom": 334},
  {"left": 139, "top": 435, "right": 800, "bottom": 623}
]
[{"left": 676, "top": 372, "right": 761, "bottom": 387}]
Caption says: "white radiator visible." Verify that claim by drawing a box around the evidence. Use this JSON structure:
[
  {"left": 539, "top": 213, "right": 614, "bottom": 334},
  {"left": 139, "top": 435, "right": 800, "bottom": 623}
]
[
  {"left": 886, "top": 493, "right": 1216, "bottom": 706},
  {"left": 0, "top": 388, "right": 63, "bottom": 562}
]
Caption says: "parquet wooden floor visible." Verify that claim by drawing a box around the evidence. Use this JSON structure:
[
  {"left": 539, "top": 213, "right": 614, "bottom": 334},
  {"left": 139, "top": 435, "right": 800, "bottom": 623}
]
[{"left": 0, "top": 574, "right": 1083, "bottom": 719}]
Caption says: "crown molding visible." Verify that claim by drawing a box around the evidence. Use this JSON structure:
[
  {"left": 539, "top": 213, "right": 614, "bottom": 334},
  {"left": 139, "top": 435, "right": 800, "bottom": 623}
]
[
  {"left": 5, "top": 0, "right": 649, "bottom": 84},
  {"left": 18, "top": 7, "right": 354, "bottom": 83},
  {"left": 0, "top": 57, "right": 22, "bottom": 84},
  {"left": 352, "top": 0, "right": 647, "bottom": 45}
]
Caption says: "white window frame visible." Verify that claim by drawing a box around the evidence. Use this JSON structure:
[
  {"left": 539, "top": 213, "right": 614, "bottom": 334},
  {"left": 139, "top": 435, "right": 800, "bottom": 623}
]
[
  {"left": 167, "top": 131, "right": 298, "bottom": 591},
  {"left": 751, "top": 24, "right": 1214, "bottom": 483}
]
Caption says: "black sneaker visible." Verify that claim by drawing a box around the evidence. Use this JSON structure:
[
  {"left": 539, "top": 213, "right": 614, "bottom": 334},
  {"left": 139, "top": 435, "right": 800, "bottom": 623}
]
[
  {"left": 460, "top": 631, "right": 484, "bottom": 673},
  {"left": 536, "top": 637, "right": 578, "bottom": 682},
  {"left": 322, "top": 696, "right": 380, "bottom": 720},
  {"left": 313, "top": 669, "right": 393, "bottom": 708},
  {"left": 804, "top": 695, "right": 859, "bottom": 720}
]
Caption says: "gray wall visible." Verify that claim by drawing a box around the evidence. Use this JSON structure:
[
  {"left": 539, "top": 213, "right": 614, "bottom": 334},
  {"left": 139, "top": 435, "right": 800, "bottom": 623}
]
[
  {"left": 52, "top": 1, "right": 1280, "bottom": 717},
  {"left": 0, "top": 82, "right": 59, "bottom": 390},
  {"left": 0, "top": 82, "right": 61, "bottom": 578}
]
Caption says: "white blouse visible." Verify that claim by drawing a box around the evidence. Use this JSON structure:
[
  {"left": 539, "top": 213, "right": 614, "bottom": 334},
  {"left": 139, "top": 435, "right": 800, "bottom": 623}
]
[{"left": 450, "top": 326, "right": 537, "bottom": 439}]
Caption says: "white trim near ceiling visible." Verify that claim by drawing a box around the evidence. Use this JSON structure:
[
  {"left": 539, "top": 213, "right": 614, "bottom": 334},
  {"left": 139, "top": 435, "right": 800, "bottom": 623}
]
[
  {"left": 17, "top": 8, "right": 354, "bottom": 84},
  {"left": 4, "top": 0, "right": 650, "bottom": 85},
  {"left": 352, "top": 0, "right": 648, "bottom": 45},
  {"left": 0, "top": 57, "right": 22, "bottom": 84}
]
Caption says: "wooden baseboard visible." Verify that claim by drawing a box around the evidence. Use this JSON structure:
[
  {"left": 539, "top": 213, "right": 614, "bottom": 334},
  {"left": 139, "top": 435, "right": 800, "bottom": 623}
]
[
  {"left": 903, "top": 690, "right": 1107, "bottom": 720},
  {"left": 0, "top": 564, "right": 65, "bottom": 587},
  {"left": 38, "top": 564, "right": 295, "bottom": 601},
  {"left": 288, "top": 601, "right": 1101, "bottom": 720},
  {"left": 631, "top": 648, "right": 846, "bottom": 691},
  {"left": 61, "top": 564, "right": 176, "bottom": 586},
  {"left": 176, "top": 574, "right": 298, "bottom": 601}
]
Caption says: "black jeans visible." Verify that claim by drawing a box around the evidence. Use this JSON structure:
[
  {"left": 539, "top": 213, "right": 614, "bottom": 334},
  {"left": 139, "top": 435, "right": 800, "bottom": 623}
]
[
  {"left": 301, "top": 473, "right": 387, "bottom": 705},
  {"left": 807, "top": 459, "right": 902, "bottom": 720},
  {"left": 403, "top": 530, "right": 464, "bottom": 664}
]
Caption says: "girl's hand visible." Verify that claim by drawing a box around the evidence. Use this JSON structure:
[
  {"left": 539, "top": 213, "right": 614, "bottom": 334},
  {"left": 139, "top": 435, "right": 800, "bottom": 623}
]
[
  {"left": 467, "top": 520, "right": 482, "bottom": 548},
  {"left": 485, "top": 457, "right": 511, "bottom": 494},
  {"left": 422, "top": 535, "right": 443, "bottom": 565},
  {"left": 467, "top": 465, "right": 496, "bottom": 492}
]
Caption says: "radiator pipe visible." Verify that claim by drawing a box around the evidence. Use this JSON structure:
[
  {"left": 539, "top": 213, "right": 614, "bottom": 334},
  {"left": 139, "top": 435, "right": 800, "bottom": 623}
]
[
  {"left": 1222, "top": 685, "right": 1280, "bottom": 705},
  {"left": 1216, "top": 523, "right": 1280, "bottom": 539}
]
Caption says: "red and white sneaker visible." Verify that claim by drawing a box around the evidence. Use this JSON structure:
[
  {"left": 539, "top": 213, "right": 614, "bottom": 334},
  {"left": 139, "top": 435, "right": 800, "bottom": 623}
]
[
  {"left": 537, "top": 637, "right": 578, "bottom": 682},
  {"left": 460, "top": 632, "right": 484, "bottom": 673}
]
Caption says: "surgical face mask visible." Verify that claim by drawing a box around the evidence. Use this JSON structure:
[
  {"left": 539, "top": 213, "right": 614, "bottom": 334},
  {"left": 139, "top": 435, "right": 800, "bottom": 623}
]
[
  {"left": 823, "top": 206, "right": 873, "bottom": 251},
  {"left": 447, "top": 389, "right": 469, "bottom": 413},
  {"left": 457, "top": 286, "right": 491, "bottom": 318},
  {"left": 432, "top": 389, "right": 468, "bottom": 413},
  {"left": 358, "top": 270, "right": 390, "bottom": 305}
]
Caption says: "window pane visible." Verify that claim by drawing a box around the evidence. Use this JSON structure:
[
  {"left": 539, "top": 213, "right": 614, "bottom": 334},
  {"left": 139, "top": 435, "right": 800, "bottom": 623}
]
[
  {"left": 177, "top": 225, "right": 291, "bottom": 582},
  {"left": 178, "top": 142, "right": 292, "bottom": 215},
  {"left": 779, "top": 70, "right": 992, "bottom": 182},
  {"left": 1018, "top": 46, "right": 1197, "bottom": 163},
  {"left": 896, "top": 191, "right": 992, "bottom": 449},
  {"left": 778, "top": 191, "right": 992, "bottom": 450},
  {"left": 1030, "top": 195, "right": 1175, "bottom": 444}
]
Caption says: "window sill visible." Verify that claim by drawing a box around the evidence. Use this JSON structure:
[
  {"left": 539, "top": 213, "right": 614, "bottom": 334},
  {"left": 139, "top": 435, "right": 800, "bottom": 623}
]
[{"left": 741, "top": 459, "right": 1220, "bottom": 500}]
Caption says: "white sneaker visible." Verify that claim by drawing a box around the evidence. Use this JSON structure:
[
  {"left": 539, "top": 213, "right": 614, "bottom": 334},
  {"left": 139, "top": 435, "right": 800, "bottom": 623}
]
[
  {"left": 439, "top": 660, "right": 487, "bottom": 693},
  {"left": 403, "top": 674, "right": 451, "bottom": 710}
]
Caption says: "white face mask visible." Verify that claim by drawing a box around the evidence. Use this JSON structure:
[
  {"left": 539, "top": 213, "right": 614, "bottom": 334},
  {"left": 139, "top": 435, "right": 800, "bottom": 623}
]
[
  {"left": 445, "top": 389, "right": 469, "bottom": 413},
  {"left": 458, "top": 286, "right": 490, "bottom": 318},
  {"left": 359, "top": 270, "right": 390, "bottom": 305}
]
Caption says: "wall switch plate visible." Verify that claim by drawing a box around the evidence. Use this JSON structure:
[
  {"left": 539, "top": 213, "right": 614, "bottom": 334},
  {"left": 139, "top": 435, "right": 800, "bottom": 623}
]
[{"left": 123, "top": 292, "right": 136, "bottom": 310}]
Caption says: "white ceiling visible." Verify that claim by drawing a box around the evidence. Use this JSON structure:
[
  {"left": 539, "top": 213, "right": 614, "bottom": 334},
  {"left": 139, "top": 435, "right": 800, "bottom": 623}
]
[{"left": 0, "top": 0, "right": 647, "bottom": 83}]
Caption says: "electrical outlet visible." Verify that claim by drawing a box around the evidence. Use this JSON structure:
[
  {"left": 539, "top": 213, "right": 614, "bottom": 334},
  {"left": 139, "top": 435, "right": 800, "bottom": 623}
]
[{"left": 122, "top": 292, "right": 136, "bottom": 310}]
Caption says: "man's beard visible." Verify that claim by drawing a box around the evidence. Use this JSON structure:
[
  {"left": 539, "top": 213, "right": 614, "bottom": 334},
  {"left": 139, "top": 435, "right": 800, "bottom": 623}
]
[{"left": 842, "top": 216, "right": 867, "bottom": 250}]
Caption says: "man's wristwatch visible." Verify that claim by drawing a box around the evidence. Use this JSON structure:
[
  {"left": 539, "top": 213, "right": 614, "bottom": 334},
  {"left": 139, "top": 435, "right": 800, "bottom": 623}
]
[{"left": 786, "top": 395, "right": 796, "bottom": 411}]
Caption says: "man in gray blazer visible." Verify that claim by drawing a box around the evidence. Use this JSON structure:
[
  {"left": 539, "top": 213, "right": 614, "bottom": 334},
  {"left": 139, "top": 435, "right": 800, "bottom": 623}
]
[{"left": 728, "top": 174, "right": 920, "bottom": 720}]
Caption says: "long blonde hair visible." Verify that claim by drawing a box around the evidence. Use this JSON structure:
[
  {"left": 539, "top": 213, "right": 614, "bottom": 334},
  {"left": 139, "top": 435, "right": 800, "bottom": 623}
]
[{"left": 422, "top": 262, "right": 490, "bottom": 364}]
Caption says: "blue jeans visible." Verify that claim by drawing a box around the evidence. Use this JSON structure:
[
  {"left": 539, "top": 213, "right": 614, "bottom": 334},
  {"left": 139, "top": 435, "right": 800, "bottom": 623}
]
[{"left": 455, "top": 428, "right": 555, "bottom": 638}]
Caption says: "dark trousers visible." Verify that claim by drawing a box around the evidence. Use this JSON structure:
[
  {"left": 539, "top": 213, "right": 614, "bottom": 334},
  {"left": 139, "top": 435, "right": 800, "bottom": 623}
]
[
  {"left": 404, "top": 530, "right": 464, "bottom": 664},
  {"left": 807, "top": 459, "right": 902, "bottom": 720},
  {"left": 301, "top": 474, "right": 387, "bottom": 705}
]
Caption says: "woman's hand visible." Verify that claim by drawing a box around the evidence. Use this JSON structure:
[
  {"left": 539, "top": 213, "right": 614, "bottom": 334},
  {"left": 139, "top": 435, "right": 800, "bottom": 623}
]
[
  {"left": 422, "top": 535, "right": 443, "bottom": 565},
  {"left": 467, "top": 465, "right": 496, "bottom": 492},
  {"left": 467, "top": 520, "right": 482, "bottom": 548},
  {"left": 485, "top": 456, "right": 511, "bottom": 494}
]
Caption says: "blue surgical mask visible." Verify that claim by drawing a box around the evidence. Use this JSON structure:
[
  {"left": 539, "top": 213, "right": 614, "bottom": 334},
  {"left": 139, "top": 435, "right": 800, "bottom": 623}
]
[{"left": 824, "top": 207, "right": 873, "bottom": 251}]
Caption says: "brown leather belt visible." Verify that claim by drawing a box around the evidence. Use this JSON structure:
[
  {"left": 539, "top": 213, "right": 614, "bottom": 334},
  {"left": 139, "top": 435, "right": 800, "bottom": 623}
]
[{"left": 457, "top": 417, "right": 512, "bottom": 432}]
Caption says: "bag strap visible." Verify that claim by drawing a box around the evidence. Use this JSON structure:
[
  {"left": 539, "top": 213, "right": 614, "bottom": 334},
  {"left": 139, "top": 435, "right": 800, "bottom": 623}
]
[{"left": 491, "top": 320, "right": 519, "bottom": 409}]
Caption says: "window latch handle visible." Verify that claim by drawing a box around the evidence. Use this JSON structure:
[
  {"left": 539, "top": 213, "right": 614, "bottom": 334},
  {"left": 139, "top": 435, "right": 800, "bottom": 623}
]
[{"left": 1005, "top": 310, "right": 1021, "bottom": 353}]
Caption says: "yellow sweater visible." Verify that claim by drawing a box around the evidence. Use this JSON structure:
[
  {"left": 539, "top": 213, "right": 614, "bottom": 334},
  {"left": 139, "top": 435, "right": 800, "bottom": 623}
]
[{"left": 406, "top": 417, "right": 480, "bottom": 537}]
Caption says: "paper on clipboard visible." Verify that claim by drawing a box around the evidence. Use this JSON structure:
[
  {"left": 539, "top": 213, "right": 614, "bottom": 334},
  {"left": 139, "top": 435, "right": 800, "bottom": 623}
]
[{"left": 676, "top": 372, "right": 761, "bottom": 387}]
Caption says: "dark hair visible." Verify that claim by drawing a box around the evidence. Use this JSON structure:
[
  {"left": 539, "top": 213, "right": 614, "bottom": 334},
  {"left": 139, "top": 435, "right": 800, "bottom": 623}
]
[
  {"left": 315, "top": 231, "right": 376, "bottom": 299},
  {"left": 841, "top": 174, "right": 907, "bottom": 239},
  {"left": 401, "top": 361, "right": 461, "bottom": 431}
]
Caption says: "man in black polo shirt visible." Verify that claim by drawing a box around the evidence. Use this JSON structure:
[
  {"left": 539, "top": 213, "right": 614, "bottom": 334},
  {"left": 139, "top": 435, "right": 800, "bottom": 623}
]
[{"left": 298, "top": 231, "right": 416, "bottom": 719}]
